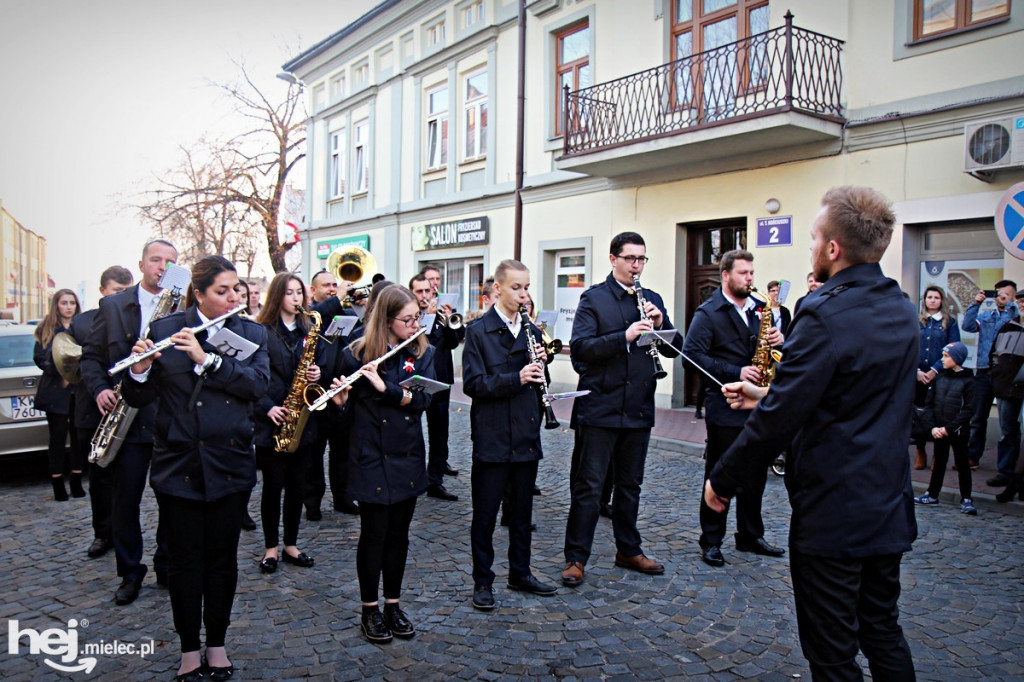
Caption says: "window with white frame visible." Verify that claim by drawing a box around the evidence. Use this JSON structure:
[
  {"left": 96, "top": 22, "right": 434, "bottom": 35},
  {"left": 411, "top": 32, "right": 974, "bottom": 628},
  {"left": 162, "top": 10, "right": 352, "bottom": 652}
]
[
  {"left": 329, "top": 130, "right": 346, "bottom": 199},
  {"left": 425, "top": 85, "right": 449, "bottom": 170},
  {"left": 353, "top": 121, "right": 369, "bottom": 193},
  {"left": 553, "top": 249, "right": 587, "bottom": 341},
  {"left": 463, "top": 70, "right": 488, "bottom": 161},
  {"left": 461, "top": 1, "right": 484, "bottom": 29},
  {"left": 354, "top": 60, "right": 369, "bottom": 88},
  {"left": 426, "top": 18, "right": 446, "bottom": 47},
  {"left": 312, "top": 84, "right": 327, "bottom": 111},
  {"left": 330, "top": 74, "right": 346, "bottom": 102}
]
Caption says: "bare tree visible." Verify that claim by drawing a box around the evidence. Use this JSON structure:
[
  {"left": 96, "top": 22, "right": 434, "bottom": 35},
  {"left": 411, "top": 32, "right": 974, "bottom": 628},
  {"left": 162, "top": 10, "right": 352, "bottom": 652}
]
[{"left": 137, "top": 63, "right": 305, "bottom": 273}]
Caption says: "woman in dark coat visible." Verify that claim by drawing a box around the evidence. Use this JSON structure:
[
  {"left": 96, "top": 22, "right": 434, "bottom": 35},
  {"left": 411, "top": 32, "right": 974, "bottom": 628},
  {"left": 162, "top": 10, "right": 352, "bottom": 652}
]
[
  {"left": 331, "top": 284, "right": 435, "bottom": 644},
  {"left": 122, "top": 255, "right": 269, "bottom": 681},
  {"left": 33, "top": 288, "right": 82, "bottom": 501},
  {"left": 254, "top": 272, "right": 323, "bottom": 574}
]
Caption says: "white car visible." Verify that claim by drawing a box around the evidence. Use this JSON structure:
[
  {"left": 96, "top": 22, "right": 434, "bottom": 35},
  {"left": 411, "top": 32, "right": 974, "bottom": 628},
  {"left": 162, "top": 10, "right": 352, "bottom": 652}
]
[{"left": 0, "top": 324, "right": 49, "bottom": 456}]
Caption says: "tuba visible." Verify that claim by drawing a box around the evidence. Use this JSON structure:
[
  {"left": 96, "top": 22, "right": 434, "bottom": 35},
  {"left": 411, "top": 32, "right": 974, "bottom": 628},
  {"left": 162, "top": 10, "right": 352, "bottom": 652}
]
[
  {"left": 748, "top": 286, "right": 783, "bottom": 387},
  {"left": 274, "top": 308, "right": 326, "bottom": 453},
  {"left": 90, "top": 287, "right": 181, "bottom": 467}
]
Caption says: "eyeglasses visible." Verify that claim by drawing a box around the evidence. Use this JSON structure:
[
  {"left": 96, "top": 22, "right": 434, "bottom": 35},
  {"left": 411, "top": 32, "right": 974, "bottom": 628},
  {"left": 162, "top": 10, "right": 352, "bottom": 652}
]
[
  {"left": 391, "top": 315, "right": 420, "bottom": 327},
  {"left": 615, "top": 255, "right": 650, "bottom": 265}
]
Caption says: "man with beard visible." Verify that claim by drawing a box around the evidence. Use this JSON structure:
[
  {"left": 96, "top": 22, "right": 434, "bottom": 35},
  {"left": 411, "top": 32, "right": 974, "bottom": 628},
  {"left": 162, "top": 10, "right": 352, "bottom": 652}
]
[{"left": 683, "top": 249, "right": 785, "bottom": 568}]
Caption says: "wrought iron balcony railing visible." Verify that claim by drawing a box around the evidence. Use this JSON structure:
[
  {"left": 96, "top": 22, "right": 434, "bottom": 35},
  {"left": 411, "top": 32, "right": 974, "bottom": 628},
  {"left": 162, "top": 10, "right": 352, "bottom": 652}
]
[{"left": 561, "top": 11, "right": 844, "bottom": 157}]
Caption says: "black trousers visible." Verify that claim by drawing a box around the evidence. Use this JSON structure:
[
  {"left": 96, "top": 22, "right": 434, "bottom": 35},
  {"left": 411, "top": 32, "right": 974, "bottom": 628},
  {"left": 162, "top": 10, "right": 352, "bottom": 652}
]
[
  {"left": 568, "top": 428, "right": 613, "bottom": 507},
  {"left": 111, "top": 442, "right": 167, "bottom": 582},
  {"left": 926, "top": 433, "right": 972, "bottom": 500},
  {"left": 564, "top": 426, "right": 650, "bottom": 565},
  {"left": 303, "top": 414, "right": 350, "bottom": 513},
  {"left": 700, "top": 424, "right": 768, "bottom": 548},
  {"left": 357, "top": 497, "right": 417, "bottom": 603},
  {"left": 471, "top": 460, "right": 538, "bottom": 586},
  {"left": 256, "top": 444, "right": 310, "bottom": 548},
  {"left": 156, "top": 491, "right": 247, "bottom": 653},
  {"left": 425, "top": 394, "right": 451, "bottom": 486},
  {"left": 791, "top": 551, "right": 915, "bottom": 682},
  {"left": 78, "top": 428, "right": 113, "bottom": 541},
  {"left": 46, "top": 411, "right": 81, "bottom": 475},
  {"left": 967, "top": 370, "right": 993, "bottom": 462}
]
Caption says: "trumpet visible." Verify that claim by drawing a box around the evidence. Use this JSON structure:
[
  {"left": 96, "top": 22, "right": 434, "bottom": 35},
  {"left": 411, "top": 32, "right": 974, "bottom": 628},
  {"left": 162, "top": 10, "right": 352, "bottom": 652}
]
[
  {"left": 535, "top": 321, "right": 563, "bottom": 356},
  {"left": 342, "top": 284, "right": 371, "bottom": 308},
  {"left": 436, "top": 310, "right": 463, "bottom": 329},
  {"left": 107, "top": 305, "right": 246, "bottom": 375}
]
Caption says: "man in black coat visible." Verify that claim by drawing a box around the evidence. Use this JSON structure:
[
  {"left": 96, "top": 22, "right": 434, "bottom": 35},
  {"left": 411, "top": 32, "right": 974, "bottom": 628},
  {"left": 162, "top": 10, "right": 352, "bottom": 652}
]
[
  {"left": 705, "top": 186, "right": 917, "bottom": 680},
  {"left": 70, "top": 265, "right": 134, "bottom": 559},
  {"left": 561, "top": 232, "right": 677, "bottom": 588},
  {"left": 413, "top": 268, "right": 464, "bottom": 501},
  {"left": 462, "top": 260, "right": 559, "bottom": 610},
  {"left": 80, "top": 239, "right": 178, "bottom": 606},
  {"left": 683, "top": 249, "right": 785, "bottom": 568}
]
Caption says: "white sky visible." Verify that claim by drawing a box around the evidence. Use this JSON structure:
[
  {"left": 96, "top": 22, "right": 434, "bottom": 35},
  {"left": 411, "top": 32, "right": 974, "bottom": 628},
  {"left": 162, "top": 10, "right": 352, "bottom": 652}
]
[{"left": 0, "top": 0, "right": 376, "bottom": 307}]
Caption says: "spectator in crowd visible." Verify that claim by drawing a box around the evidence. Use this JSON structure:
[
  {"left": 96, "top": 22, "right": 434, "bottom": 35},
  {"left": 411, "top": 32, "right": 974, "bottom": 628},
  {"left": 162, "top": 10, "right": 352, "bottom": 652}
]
[
  {"left": 961, "top": 281, "right": 1018, "bottom": 471},
  {"left": 793, "top": 272, "right": 822, "bottom": 315},
  {"left": 914, "top": 342, "right": 976, "bottom": 514},
  {"left": 984, "top": 290, "right": 1024, "bottom": 488},
  {"left": 766, "top": 280, "right": 792, "bottom": 337},
  {"left": 914, "top": 285, "right": 960, "bottom": 469}
]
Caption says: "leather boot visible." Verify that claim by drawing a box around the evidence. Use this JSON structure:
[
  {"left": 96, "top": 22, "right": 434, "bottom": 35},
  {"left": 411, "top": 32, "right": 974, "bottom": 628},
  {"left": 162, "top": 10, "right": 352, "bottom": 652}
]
[
  {"left": 996, "top": 474, "right": 1020, "bottom": 503},
  {"left": 51, "top": 477, "right": 69, "bottom": 501},
  {"left": 913, "top": 447, "right": 927, "bottom": 470}
]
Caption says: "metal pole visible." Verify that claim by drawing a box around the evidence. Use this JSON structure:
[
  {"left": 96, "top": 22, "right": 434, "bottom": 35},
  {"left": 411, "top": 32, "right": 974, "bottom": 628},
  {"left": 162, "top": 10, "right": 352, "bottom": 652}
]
[
  {"left": 784, "top": 10, "right": 794, "bottom": 110},
  {"left": 513, "top": 0, "right": 526, "bottom": 261}
]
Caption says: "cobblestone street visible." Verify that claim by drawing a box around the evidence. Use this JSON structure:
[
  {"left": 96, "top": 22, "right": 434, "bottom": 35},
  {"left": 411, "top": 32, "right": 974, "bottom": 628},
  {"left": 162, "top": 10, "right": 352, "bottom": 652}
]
[{"left": 2, "top": 405, "right": 1023, "bottom": 681}]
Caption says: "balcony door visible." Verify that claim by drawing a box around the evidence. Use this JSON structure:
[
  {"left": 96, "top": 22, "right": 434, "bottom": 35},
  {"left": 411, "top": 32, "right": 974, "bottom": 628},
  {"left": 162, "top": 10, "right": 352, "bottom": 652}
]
[
  {"left": 672, "top": 0, "right": 770, "bottom": 123},
  {"left": 683, "top": 219, "right": 747, "bottom": 405}
]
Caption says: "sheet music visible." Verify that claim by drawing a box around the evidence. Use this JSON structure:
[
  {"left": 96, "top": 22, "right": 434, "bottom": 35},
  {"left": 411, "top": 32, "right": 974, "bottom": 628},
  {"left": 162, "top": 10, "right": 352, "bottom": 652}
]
[
  {"left": 636, "top": 329, "right": 678, "bottom": 347},
  {"left": 158, "top": 263, "right": 191, "bottom": 294},
  {"left": 534, "top": 310, "right": 558, "bottom": 330},
  {"left": 399, "top": 375, "right": 451, "bottom": 395},
  {"left": 324, "top": 315, "right": 358, "bottom": 337},
  {"left": 435, "top": 293, "right": 459, "bottom": 310},
  {"left": 206, "top": 328, "right": 258, "bottom": 362}
]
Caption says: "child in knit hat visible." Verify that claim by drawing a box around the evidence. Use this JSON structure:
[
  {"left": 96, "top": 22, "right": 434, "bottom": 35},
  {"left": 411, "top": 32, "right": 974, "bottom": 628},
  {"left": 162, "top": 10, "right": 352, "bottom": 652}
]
[{"left": 915, "top": 342, "right": 977, "bottom": 514}]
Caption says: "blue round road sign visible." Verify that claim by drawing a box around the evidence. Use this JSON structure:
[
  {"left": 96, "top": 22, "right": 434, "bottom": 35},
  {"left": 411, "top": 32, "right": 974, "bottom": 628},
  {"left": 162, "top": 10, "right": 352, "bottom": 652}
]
[{"left": 996, "top": 182, "right": 1024, "bottom": 261}]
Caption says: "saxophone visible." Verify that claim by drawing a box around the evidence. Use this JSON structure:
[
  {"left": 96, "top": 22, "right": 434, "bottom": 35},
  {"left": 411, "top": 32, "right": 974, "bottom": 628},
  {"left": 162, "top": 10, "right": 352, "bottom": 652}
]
[
  {"left": 90, "top": 287, "right": 182, "bottom": 467},
  {"left": 748, "top": 286, "right": 783, "bottom": 388},
  {"left": 274, "top": 308, "right": 326, "bottom": 453}
]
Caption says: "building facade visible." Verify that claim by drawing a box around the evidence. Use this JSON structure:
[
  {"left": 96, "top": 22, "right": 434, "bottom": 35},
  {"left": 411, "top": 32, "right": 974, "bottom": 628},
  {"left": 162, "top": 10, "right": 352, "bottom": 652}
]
[
  {"left": 0, "top": 199, "right": 47, "bottom": 323},
  {"left": 284, "top": 0, "right": 1024, "bottom": 407}
]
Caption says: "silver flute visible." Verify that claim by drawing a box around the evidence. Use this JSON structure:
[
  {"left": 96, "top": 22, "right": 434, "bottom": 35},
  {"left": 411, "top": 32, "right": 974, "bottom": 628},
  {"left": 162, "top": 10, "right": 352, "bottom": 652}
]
[{"left": 107, "top": 305, "right": 246, "bottom": 376}]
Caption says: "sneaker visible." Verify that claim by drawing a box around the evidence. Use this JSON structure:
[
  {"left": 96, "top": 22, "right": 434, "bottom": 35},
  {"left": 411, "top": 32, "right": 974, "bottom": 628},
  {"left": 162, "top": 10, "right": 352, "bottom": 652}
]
[
  {"left": 914, "top": 493, "right": 939, "bottom": 505},
  {"left": 960, "top": 498, "right": 978, "bottom": 515}
]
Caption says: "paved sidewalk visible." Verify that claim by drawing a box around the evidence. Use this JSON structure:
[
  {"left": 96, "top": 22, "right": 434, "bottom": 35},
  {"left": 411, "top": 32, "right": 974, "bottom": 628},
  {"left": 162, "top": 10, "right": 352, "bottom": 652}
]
[{"left": 2, "top": 403, "right": 1023, "bottom": 680}]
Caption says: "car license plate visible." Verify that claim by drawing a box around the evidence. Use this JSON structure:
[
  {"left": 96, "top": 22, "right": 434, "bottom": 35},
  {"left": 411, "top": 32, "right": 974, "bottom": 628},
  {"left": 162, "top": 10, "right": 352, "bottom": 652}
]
[{"left": 6, "top": 395, "right": 42, "bottom": 421}]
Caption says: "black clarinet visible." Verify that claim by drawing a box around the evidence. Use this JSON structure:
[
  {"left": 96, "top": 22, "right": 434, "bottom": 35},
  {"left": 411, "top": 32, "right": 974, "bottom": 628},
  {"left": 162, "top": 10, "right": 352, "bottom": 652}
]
[
  {"left": 519, "top": 305, "right": 560, "bottom": 430},
  {"left": 632, "top": 275, "right": 668, "bottom": 380}
]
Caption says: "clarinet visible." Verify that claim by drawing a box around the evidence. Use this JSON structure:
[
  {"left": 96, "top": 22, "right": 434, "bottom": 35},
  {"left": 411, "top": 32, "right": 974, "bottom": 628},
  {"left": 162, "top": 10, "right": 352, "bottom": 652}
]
[
  {"left": 519, "top": 305, "right": 560, "bottom": 430},
  {"left": 632, "top": 275, "right": 668, "bottom": 380}
]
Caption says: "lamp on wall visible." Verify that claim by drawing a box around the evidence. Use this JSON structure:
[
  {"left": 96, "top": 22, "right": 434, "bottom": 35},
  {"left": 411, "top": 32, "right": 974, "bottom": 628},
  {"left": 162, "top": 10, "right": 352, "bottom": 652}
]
[
  {"left": 764, "top": 198, "right": 781, "bottom": 215},
  {"left": 276, "top": 72, "right": 305, "bottom": 88}
]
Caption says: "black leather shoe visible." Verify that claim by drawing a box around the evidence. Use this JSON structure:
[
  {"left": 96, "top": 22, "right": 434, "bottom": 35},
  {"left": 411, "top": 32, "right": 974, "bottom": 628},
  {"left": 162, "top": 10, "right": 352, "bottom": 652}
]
[
  {"left": 427, "top": 484, "right": 458, "bottom": 501},
  {"left": 175, "top": 666, "right": 205, "bottom": 682},
  {"left": 382, "top": 603, "right": 415, "bottom": 639},
  {"left": 532, "top": 485, "right": 542, "bottom": 496},
  {"left": 987, "top": 474, "right": 1011, "bottom": 487},
  {"left": 87, "top": 537, "right": 111, "bottom": 558},
  {"left": 472, "top": 584, "right": 495, "bottom": 611},
  {"left": 361, "top": 608, "right": 392, "bottom": 643},
  {"left": 507, "top": 574, "right": 558, "bottom": 596},
  {"left": 259, "top": 556, "right": 278, "bottom": 574},
  {"left": 444, "top": 464, "right": 460, "bottom": 476},
  {"left": 207, "top": 664, "right": 235, "bottom": 681},
  {"left": 281, "top": 551, "right": 315, "bottom": 568},
  {"left": 701, "top": 546, "right": 725, "bottom": 567},
  {"left": 334, "top": 500, "right": 360, "bottom": 515},
  {"left": 156, "top": 570, "right": 169, "bottom": 588},
  {"left": 241, "top": 513, "right": 257, "bottom": 531},
  {"left": 694, "top": 408, "right": 704, "bottom": 419},
  {"left": 306, "top": 509, "right": 323, "bottom": 522},
  {"left": 114, "top": 578, "right": 141, "bottom": 605},
  {"left": 735, "top": 537, "right": 785, "bottom": 557}
]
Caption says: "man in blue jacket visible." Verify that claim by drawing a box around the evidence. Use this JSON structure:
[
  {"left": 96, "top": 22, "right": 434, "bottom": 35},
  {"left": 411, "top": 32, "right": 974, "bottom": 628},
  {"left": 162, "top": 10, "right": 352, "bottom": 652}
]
[
  {"left": 705, "top": 186, "right": 917, "bottom": 680},
  {"left": 463, "top": 259, "right": 558, "bottom": 610},
  {"left": 561, "top": 232, "right": 677, "bottom": 587}
]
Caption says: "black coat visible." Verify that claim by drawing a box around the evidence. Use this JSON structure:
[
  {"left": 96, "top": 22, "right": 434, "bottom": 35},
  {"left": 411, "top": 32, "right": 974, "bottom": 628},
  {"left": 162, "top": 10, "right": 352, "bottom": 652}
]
[
  {"left": 682, "top": 288, "right": 759, "bottom": 428},
  {"left": 253, "top": 319, "right": 324, "bottom": 449},
  {"left": 709, "top": 263, "right": 919, "bottom": 559},
  {"left": 426, "top": 315, "right": 464, "bottom": 384},
  {"left": 462, "top": 307, "right": 544, "bottom": 463},
  {"left": 121, "top": 308, "right": 269, "bottom": 502},
  {"left": 33, "top": 325, "right": 74, "bottom": 415},
  {"left": 569, "top": 272, "right": 678, "bottom": 429},
  {"left": 339, "top": 343, "right": 435, "bottom": 505},
  {"left": 69, "top": 309, "right": 102, "bottom": 430},
  {"left": 311, "top": 296, "right": 360, "bottom": 424},
  {"left": 80, "top": 285, "right": 158, "bottom": 444},
  {"left": 776, "top": 305, "right": 792, "bottom": 337},
  {"left": 922, "top": 368, "right": 975, "bottom": 435}
]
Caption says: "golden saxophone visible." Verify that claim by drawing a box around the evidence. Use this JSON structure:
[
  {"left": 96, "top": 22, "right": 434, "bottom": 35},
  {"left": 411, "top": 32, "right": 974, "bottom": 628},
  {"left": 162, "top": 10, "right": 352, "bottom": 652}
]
[
  {"left": 89, "top": 287, "right": 182, "bottom": 467},
  {"left": 748, "top": 286, "right": 782, "bottom": 387},
  {"left": 274, "top": 308, "right": 326, "bottom": 453}
]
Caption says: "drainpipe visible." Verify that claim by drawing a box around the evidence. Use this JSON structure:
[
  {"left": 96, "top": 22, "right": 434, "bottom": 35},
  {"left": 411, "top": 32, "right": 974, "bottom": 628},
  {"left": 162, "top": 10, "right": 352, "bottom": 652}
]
[{"left": 513, "top": 0, "right": 526, "bottom": 260}]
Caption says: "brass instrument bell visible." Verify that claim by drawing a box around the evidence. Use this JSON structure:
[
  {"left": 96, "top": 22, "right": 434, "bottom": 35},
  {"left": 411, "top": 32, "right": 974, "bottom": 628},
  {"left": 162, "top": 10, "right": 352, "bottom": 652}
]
[
  {"left": 51, "top": 332, "right": 82, "bottom": 384},
  {"left": 326, "top": 244, "right": 377, "bottom": 284}
]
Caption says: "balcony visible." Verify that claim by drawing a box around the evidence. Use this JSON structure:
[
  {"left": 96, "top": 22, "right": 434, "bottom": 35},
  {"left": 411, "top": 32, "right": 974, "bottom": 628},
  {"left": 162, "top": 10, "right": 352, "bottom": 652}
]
[{"left": 556, "top": 12, "right": 845, "bottom": 179}]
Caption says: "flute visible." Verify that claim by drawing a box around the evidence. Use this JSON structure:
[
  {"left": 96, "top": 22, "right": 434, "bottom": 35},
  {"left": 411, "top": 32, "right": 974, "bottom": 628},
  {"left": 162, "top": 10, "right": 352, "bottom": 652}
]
[
  {"left": 308, "top": 326, "right": 428, "bottom": 412},
  {"left": 107, "top": 305, "right": 246, "bottom": 376}
]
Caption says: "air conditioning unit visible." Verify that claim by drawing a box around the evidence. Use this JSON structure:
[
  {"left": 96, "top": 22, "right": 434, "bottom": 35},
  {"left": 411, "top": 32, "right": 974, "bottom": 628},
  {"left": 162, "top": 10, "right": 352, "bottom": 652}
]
[{"left": 963, "top": 115, "right": 1024, "bottom": 173}]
